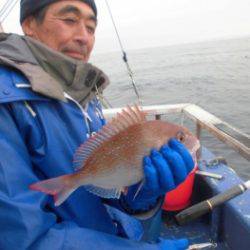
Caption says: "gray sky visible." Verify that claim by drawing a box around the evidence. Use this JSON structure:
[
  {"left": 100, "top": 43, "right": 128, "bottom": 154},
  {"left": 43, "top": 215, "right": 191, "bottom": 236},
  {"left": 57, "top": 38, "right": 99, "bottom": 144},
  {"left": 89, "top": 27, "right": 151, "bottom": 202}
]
[{"left": 1, "top": 0, "right": 250, "bottom": 53}]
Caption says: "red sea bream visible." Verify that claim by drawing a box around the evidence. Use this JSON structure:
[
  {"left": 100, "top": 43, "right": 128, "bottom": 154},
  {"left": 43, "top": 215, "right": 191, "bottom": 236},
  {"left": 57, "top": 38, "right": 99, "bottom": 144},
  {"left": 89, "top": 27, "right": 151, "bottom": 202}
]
[{"left": 30, "top": 105, "right": 200, "bottom": 206}]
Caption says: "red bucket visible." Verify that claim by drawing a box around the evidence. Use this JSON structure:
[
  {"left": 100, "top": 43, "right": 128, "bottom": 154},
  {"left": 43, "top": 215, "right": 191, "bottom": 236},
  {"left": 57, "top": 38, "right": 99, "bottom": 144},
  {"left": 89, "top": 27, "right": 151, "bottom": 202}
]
[{"left": 162, "top": 165, "right": 198, "bottom": 211}]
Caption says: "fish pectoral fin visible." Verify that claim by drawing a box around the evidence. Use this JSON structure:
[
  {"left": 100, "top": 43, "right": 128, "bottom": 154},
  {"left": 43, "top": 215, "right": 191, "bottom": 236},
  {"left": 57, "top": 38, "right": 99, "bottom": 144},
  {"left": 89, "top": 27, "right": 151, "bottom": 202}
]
[{"left": 84, "top": 185, "right": 122, "bottom": 199}]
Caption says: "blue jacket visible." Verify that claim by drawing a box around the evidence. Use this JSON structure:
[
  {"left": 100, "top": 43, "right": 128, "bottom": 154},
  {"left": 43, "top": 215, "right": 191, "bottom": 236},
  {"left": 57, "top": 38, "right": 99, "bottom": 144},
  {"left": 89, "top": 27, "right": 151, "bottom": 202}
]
[{"left": 0, "top": 65, "right": 160, "bottom": 250}]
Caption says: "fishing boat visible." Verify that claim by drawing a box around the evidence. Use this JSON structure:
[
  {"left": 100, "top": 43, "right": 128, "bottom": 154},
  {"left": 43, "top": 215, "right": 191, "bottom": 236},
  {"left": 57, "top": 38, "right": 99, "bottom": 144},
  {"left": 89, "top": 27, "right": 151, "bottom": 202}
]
[
  {"left": 1, "top": 1, "right": 249, "bottom": 249},
  {"left": 103, "top": 103, "right": 250, "bottom": 250}
]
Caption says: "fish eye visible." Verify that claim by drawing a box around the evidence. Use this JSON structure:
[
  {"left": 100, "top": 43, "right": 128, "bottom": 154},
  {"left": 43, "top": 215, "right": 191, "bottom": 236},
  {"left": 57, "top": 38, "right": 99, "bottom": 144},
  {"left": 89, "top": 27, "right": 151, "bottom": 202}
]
[{"left": 176, "top": 131, "right": 185, "bottom": 143}]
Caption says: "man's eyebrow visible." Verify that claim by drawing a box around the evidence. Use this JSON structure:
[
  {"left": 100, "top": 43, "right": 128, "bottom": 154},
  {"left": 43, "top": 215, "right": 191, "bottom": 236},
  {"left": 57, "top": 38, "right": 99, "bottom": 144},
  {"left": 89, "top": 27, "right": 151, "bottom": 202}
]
[{"left": 57, "top": 5, "right": 97, "bottom": 23}]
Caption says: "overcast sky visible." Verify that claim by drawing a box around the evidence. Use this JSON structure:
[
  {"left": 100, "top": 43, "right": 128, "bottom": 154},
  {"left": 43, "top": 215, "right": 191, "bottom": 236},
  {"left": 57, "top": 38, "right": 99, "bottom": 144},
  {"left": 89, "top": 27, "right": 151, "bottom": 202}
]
[{"left": 1, "top": 0, "right": 250, "bottom": 54}]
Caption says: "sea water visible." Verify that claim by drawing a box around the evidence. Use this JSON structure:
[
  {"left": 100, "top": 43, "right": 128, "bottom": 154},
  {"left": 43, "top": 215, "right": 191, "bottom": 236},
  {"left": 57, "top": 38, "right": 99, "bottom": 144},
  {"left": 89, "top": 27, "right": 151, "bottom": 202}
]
[{"left": 91, "top": 37, "right": 250, "bottom": 180}]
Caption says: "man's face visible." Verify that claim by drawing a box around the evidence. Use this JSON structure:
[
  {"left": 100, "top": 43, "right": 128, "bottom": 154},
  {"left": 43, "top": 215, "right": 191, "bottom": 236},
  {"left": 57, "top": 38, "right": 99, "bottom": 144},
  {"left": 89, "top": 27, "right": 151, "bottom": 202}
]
[{"left": 23, "top": 0, "right": 97, "bottom": 62}]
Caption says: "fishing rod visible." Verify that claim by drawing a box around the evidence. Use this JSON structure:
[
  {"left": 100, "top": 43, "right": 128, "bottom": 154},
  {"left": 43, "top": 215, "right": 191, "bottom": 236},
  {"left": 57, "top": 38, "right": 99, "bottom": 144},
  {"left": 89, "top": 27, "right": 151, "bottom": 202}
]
[
  {"left": 104, "top": 0, "right": 142, "bottom": 106},
  {"left": 175, "top": 180, "right": 250, "bottom": 225}
]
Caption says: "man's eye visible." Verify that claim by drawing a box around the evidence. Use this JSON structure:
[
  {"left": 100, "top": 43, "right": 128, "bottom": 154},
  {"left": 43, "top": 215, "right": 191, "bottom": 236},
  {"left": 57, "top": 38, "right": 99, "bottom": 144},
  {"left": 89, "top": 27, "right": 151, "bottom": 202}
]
[
  {"left": 87, "top": 26, "right": 95, "bottom": 34},
  {"left": 64, "top": 18, "right": 77, "bottom": 24}
]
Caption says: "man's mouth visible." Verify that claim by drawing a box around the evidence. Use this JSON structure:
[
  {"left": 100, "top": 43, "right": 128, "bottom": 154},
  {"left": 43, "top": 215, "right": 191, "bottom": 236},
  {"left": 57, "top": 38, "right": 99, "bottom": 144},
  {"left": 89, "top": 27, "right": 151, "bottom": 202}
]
[{"left": 64, "top": 51, "right": 86, "bottom": 61}]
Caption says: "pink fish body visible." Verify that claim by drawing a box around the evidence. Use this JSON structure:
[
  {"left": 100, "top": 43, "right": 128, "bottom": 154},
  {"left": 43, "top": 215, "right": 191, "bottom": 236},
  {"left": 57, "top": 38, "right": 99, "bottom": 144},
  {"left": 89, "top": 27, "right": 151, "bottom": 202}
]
[{"left": 30, "top": 105, "right": 200, "bottom": 206}]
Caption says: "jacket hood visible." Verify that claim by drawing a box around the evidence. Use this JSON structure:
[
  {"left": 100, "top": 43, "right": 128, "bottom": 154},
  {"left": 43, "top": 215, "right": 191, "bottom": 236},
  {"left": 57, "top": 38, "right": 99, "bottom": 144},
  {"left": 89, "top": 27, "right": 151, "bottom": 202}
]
[{"left": 0, "top": 33, "right": 109, "bottom": 104}]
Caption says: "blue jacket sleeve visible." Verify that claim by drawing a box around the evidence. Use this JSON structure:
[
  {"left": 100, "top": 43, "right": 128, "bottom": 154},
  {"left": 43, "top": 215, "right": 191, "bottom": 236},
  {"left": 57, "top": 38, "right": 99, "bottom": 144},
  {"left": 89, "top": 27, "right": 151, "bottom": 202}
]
[{"left": 0, "top": 104, "right": 159, "bottom": 250}]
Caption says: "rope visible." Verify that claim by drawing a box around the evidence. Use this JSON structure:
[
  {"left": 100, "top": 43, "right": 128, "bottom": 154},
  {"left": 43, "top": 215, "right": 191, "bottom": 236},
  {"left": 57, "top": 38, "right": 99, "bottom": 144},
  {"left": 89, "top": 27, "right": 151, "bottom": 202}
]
[
  {"left": 0, "top": 0, "right": 12, "bottom": 18},
  {"left": 104, "top": 0, "right": 142, "bottom": 105},
  {"left": 0, "top": 0, "right": 19, "bottom": 24},
  {"left": 95, "top": 84, "right": 113, "bottom": 109}
]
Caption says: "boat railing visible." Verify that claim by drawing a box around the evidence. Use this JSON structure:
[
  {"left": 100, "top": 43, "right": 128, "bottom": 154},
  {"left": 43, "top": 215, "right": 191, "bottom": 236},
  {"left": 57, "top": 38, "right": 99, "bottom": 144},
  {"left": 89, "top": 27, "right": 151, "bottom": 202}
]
[{"left": 103, "top": 103, "right": 250, "bottom": 161}]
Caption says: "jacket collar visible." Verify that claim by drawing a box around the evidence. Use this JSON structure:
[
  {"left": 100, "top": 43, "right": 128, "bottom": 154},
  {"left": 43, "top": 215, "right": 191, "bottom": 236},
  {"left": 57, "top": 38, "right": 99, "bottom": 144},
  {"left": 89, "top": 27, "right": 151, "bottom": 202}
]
[{"left": 0, "top": 33, "right": 109, "bottom": 104}]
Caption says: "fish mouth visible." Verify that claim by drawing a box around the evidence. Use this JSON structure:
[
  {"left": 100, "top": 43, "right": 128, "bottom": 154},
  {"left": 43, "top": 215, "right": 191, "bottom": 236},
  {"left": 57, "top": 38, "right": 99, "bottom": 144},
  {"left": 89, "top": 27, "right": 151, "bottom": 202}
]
[
  {"left": 190, "top": 140, "right": 201, "bottom": 155},
  {"left": 184, "top": 136, "right": 201, "bottom": 162}
]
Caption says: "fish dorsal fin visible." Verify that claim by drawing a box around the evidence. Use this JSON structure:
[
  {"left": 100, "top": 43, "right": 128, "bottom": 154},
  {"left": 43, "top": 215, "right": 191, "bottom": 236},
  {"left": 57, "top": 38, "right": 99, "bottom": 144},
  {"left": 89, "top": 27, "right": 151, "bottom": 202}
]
[
  {"left": 109, "top": 105, "right": 146, "bottom": 132},
  {"left": 73, "top": 105, "right": 146, "bottom": 171},
  {"left": 73, "top": 134, "right": 104, "bottom": 171}
]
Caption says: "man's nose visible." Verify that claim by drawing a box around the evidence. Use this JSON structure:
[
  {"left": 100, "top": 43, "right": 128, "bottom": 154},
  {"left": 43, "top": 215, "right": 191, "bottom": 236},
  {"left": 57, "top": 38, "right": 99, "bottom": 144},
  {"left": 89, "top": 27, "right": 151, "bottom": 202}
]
[{"left": 74, "top": 23, "right": 90, "bottom": 45}]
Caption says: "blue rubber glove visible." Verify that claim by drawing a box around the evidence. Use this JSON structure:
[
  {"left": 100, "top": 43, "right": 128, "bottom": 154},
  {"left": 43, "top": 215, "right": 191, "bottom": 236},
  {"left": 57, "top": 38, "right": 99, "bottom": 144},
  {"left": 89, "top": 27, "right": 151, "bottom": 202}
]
[
  {"left": 157, "top": 238, "right": 189, "bottom": 250},
  {"left": 123, "top": 138, "right": 195, "bottom": 211}
]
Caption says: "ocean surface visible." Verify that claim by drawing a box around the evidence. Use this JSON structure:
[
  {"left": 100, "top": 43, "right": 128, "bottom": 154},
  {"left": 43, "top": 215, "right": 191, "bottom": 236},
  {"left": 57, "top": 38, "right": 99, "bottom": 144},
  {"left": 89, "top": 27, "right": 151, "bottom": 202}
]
[{"left": 91, "top": 37, "right": 250, "bottom": 180}]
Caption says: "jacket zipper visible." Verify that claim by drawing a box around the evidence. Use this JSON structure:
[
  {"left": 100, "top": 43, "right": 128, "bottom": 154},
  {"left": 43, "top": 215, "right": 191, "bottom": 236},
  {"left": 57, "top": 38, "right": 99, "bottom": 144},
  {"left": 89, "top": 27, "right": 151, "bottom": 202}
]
[{"left": 64, "top": 92, "right": 92, "bottom": 138}]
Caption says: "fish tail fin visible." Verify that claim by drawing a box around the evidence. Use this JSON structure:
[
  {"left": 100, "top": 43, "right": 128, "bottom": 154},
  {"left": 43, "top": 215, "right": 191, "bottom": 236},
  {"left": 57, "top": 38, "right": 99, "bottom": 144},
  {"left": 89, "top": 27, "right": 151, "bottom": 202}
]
[{"left": 30, "top": 174, "right": 77, "bottom": 206}]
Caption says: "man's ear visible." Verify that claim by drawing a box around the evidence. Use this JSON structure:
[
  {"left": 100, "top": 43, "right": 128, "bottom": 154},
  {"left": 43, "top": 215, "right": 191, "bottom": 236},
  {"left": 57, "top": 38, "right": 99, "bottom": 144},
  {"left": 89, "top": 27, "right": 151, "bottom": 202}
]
[{"left": 21, "top": 16, "right": 37, "bottom": 37}]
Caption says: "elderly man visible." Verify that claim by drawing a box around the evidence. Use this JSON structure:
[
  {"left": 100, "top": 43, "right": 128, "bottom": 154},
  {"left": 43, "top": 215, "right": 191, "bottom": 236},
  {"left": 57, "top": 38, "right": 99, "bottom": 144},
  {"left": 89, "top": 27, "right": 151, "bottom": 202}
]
[{"left": 0, "top": 0, "right": 193, "bottom": 249}]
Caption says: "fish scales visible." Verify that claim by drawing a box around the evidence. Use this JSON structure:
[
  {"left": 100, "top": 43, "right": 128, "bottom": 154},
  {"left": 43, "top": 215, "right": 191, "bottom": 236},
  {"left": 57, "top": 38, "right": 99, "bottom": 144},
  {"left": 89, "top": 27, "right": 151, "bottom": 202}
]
[{"left": 30, "top": 105, "right": 200, "bottom": 206}]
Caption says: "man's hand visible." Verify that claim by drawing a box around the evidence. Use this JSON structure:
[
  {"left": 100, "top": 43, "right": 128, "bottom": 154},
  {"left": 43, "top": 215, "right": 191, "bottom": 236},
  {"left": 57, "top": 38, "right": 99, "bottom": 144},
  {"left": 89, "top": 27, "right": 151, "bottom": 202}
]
[{"left": 123, "top": 138, "right": 195, "bottom": 211}]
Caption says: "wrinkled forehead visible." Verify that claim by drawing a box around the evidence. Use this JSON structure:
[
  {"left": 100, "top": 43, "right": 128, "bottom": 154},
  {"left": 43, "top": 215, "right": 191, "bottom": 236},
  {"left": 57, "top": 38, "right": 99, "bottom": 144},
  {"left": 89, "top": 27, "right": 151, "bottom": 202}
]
[{"left": 48, "top": 1, "right": 97, "bottom": 23}]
